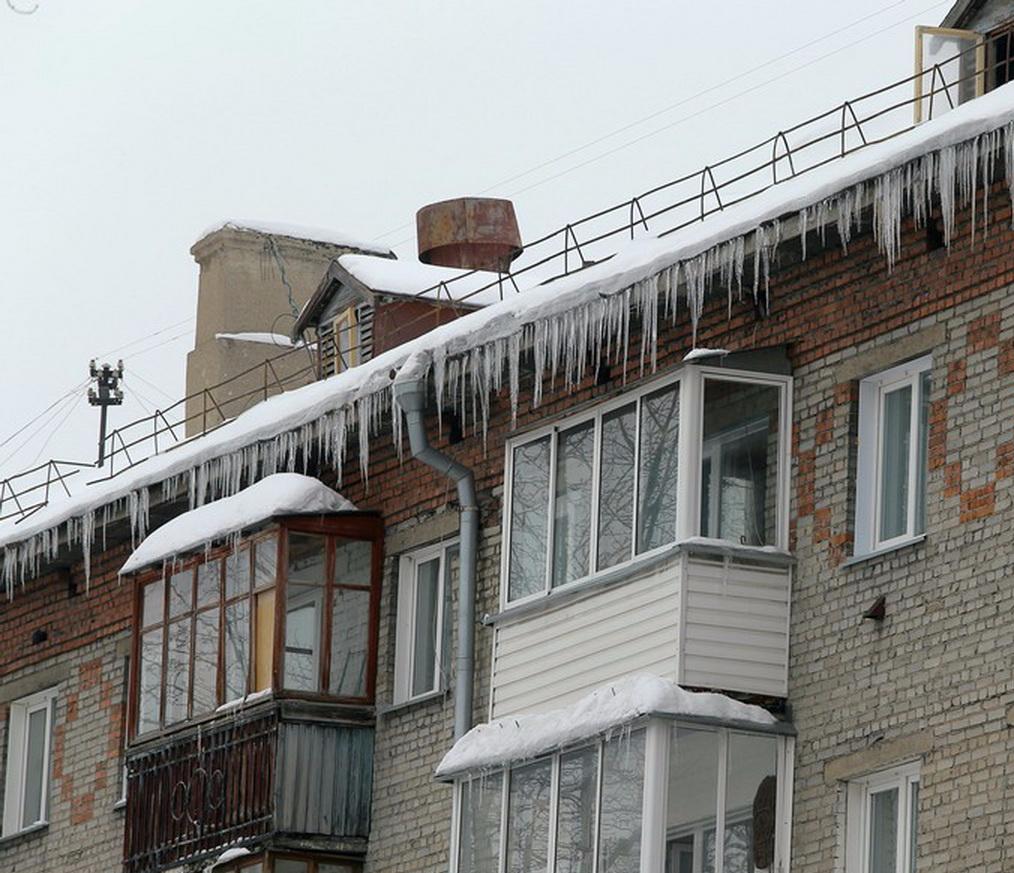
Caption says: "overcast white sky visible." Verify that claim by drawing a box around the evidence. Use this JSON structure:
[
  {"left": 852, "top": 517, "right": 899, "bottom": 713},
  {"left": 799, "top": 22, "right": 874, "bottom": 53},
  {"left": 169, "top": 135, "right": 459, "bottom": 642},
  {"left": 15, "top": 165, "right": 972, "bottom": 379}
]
[{"left": 0, "top": 0, "right": 954, "bottom": 481}]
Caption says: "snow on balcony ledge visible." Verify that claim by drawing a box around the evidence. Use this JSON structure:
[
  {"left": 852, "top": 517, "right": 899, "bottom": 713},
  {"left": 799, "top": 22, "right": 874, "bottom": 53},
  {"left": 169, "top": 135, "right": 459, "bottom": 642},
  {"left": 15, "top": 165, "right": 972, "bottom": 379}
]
[
  {"left": 119, "top": 473, "right": 356, "bottom": 575},
  {"left": 435, "top": 674, "right": 779, "bottom": 778}
]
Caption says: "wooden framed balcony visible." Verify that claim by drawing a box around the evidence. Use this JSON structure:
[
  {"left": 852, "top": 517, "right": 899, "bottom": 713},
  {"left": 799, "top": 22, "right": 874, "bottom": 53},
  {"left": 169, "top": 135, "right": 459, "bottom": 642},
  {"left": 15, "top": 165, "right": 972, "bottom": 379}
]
[{"left": 123, "top": 699, "right": 373, "bottom": 873}]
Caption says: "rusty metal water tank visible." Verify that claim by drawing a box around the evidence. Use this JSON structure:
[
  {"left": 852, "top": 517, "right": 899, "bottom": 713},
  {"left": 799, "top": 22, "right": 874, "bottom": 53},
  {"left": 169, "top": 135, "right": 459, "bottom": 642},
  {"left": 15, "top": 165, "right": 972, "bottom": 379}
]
[{"left": 416, "top": 197, "right": 522, "bottom": 273}]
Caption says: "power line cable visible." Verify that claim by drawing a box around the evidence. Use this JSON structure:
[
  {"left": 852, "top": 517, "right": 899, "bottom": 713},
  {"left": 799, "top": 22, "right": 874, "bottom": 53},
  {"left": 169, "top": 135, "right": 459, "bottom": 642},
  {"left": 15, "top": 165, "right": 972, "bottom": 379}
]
[
  {"left": 0, "top": 390, "right": 82, "bottom": 471},
  {"left": 127, "top": 369, "right": 177, "bottom": 403},
  {"left": 369, "top": 0, "right": 928, "bottom": 244},
  {"left": 28, "top": 395, "right": 87, "bottom": 467},
  {"left": 0, "top": 379, "right": 90, "bottom": 452},
  {"left": 385, "top": 0, "right": 952, "bottom": 251}
]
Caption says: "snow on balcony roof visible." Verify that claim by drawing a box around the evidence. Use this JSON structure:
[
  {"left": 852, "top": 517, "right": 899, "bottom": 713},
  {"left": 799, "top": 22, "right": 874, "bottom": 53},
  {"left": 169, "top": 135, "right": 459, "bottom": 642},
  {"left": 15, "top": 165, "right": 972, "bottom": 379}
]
[
  {"left": 120, "top": 473, "right": 356, "bottom": 576},
  {"left": 338, "top": 253, "right": 519, "bottom": 306},
  {"left": 200, "top": 219, "right": 394, "bottom": 257},
  {"left": 435, "top": 674, "right": 778, "bottom": 777},
  {"left": 3, "top": 86, "right": 1014, "bottom": 592}
]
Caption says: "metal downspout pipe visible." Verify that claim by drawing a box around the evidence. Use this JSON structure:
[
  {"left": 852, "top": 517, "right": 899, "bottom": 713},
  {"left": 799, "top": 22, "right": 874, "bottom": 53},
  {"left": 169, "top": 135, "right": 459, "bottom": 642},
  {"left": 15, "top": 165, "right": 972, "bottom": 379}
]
[{"left": 393, "top": 356, "right": 477, "bottom": 741}]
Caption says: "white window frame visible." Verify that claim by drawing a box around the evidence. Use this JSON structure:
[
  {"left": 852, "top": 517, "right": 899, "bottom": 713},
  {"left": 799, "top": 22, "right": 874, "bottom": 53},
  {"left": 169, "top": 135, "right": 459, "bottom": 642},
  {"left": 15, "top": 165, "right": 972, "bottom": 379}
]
[
  {"left": 449, "top": 719, "right": 794, "bottom": 873},
  {"left": 855, "top": 355, "right": 932, "bottom": 557},
  {"left": 845, "top": 760, "right": 920, "bottom": 873},
  {"left": 394, "top": 540, "right": 457, "bottom": 704},
  {"left": 2, "top": 686, "right": 57, "bottom": 837},
  {"left": 500, "top": 365, "right": 792, "bottom": 608}
]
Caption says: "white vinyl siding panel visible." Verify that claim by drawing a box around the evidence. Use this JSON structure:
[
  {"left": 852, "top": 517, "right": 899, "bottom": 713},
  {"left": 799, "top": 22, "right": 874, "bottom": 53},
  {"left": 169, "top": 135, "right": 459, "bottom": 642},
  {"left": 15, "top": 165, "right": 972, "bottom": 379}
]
[
  {"left": 681, "top": 558, "right": 791, "bottom": 697},
  {"left": 491, "top": 561, "right": 680, "bottom": 719}
]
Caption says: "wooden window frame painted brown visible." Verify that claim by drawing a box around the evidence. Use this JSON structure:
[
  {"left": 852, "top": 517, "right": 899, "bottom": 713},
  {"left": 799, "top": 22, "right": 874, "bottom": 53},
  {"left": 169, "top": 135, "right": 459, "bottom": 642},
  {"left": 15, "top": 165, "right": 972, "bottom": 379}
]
[{"left": 127, "top": 512, "right": 383, "bottom": 741}]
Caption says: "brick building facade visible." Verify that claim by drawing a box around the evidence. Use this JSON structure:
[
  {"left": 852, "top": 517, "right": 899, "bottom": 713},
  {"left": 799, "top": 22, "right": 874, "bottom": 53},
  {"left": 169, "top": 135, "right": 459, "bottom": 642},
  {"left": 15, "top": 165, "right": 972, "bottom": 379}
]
[{"left": 2, "top": 11, "right": 1014, "bottom": 873}]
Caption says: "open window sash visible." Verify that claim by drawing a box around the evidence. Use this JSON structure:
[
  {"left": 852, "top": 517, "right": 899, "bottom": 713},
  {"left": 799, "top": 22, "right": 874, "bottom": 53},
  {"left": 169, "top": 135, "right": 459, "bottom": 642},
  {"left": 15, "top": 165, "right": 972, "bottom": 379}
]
[{"left": 914, "top": 26, "right": 985, "bottom": 123}]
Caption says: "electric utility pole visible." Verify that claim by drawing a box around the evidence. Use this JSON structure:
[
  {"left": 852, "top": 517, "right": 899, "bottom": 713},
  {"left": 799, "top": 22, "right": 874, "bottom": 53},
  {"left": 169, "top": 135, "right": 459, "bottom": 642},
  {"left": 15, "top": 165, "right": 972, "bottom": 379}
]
[{"left": 88, "top": 359, "right": 124, "bottom": 467}]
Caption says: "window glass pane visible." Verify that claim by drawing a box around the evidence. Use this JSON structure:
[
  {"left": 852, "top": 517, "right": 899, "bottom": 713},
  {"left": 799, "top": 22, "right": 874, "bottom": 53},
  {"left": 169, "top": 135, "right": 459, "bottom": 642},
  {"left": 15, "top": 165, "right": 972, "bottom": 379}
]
[
  {"left": 915, "top": 372, "right": 931, "bottom": 535},
  {"left": 254, "top": 535, "right": 278, "bottom": 588},
  {"left": 599, "top": 730, "right": 646, "bottom": 873},
  {"left": 254, "top": 590, "right": 275, "bottom": 692},
  {"left": 701, "top": 380, "right": 781, "bottom": 547},
  {"left": 224, "top": 600, "right": 250, "bottom": 701},
  {"left": 330, "top": 587, "right": 370, "bottom": 698},
  {"left": 459, "top": 773, "right": 503, "bottom": 873},
  {"left": 334, "top": 538, "right": 372, "bottom": 587},
  {"left": 274, "top": 861, "right": 309, "bottom": 873},
  {"left": 597, "top": 404, "right": 636, "bottom": 570},
  {"left": 880, "top": 385, "right": 912, "bottom": 541},
  {"left": 165, "top": 618, "right": 192, "bottom": 724},
  {"left": 226, "top": 550, "right": 251, "bottom": 599},
  {"left": 285, "top": 534, "right": 325, "bottom": 691},
  {"left": 288, "top": 533, "right": 326, "bottom": 584},
  {"left": 168, "top": 570, "right": 192, "bottom": 618},
  {"left": 556, "top": 745, "right": 598, "bottom": 873},
  {"left": 506, "top": 759, "right": 552, "bottom": 873},
  {"left": 869, "top": 788, "right": 899, "bottom": 873},
  {"left": 509, "top": 437, "right": 551, "bottom": 601},
  {"left": 197, "top": 560, "right": 220, "bottom": 607},
  {"left": 637, "top": 384, "right": 680, "bottom": 553},
  {"left": 21, "top": 706, "right": 48, "bottom": 827},
  {"left": 319, "top": 864, "right": 357, "bottom": 873},
  {"left": 139, "top": 628, "right": 163, "bottom": 732},
  {"left": 142, "top": 579, "right": 164, "bottom": 627},
  {"left": 909, "top": 781, "right": 919, "bottom": 873},
  {"left": 412, "top": 557, "right": 441, "bottom": 698},
  {"left": 192, "top": 608, "right": 220, "bottom": 714},
  {"left": 667, "top": 728, "right": 719, "bottom": 873},
  {"left": 552, "top": 421, "right": 595, "bottom": 586},
  {"left": 724, "top": 733, "right": 779, "bottom": 873}
]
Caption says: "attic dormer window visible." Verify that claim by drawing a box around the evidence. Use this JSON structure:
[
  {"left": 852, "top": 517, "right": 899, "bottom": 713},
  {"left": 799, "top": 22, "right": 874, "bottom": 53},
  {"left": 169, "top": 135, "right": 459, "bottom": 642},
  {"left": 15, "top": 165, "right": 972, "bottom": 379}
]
[{"left": 130, "top": 516, "right": 381, "bottom": 739}]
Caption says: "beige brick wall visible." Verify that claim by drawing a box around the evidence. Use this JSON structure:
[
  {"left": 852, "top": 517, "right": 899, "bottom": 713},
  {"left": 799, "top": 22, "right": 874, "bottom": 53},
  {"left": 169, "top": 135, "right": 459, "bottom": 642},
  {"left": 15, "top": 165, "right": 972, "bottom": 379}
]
[{"left": 0, "top": 634, "right": 129, "bottom": 872}]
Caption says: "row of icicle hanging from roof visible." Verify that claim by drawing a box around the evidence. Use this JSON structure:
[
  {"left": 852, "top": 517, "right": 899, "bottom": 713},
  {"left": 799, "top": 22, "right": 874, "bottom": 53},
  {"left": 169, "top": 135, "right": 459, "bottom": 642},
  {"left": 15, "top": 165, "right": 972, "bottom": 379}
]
[{"left": 3, "top": 121, "right": 1013, "bottom": 595}]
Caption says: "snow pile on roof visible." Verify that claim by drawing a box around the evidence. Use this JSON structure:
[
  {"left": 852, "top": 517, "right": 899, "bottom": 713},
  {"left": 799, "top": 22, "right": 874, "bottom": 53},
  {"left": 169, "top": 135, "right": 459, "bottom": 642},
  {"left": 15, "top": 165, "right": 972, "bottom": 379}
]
[
  {"left": 3, "top": 87, "right": 1014, "bottom": 593},
  {"left": 339, "top": 253, "right": 517, "bottom": 306},
  {"left": 201, "top": 219, "right": 393, "bottom": 257},
  {"left": 436, "top": 674, "right": 777, "bottom": 776},
  {"left": 120, "top": 473, "right": 355, "bottom": 575},
  {"left": 216, "top": 331, "right": 310, "bottom": 348},
  {"left": 683, "top": 347, "right": 730, "bottom": 362}
]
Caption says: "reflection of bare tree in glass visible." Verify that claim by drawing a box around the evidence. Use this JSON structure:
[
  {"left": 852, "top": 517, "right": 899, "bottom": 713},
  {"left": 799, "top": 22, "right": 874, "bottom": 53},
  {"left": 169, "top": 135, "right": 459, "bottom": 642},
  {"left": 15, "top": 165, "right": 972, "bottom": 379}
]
[
  {"left": 165, "top": 618, "right": 191, "bottom": 724},
  {"left": 507, "top": 760, "right": 552, "bottom": 873},
  {"left": 638, "top": 387, "right": 680, "bottom": 553},
  {"left": 192, "top": 609, "right": 219, "bottom": 713},
  {"left": 556, "top": 746, "right": 598, "bottom": 873},
  {"left": 139, "top": 629, "right": 162, "bottom": 732},
  {"left": 225, "top": 601, "right": 250, "bottom": 700},
  {"left": 553, "top": 423, "right": 595, "bottom": 586},
  {"left": 509, "top": 438, "right": 551, "bottom": 600},
  {"left": 599, "top": 731, "right": 646, "bottom": 873},
  {"left": 597, "top": 405, "right": 636, "bottom": 570},
  {"left": 459, "top": 774, "right": 503, "bottom": 873}
]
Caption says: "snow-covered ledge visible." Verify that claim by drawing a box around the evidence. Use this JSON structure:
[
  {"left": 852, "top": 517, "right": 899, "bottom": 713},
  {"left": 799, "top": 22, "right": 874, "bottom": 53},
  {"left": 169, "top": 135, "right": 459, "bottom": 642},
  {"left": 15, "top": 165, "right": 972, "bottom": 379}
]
[
  {"left": 119, "top": 473, "right": 356, "bottom": 575},
  {"left": 437, "top": 674, "right": 786, "bottom": 778}
]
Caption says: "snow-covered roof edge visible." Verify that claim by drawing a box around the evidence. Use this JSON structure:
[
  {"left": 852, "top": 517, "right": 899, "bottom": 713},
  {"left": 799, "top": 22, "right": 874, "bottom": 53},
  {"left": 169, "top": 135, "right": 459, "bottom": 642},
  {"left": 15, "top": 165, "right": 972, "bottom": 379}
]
[
  {"left": 199, "top": 219, "right": 395, "bottom": 258},
  {"left": 3, "top": 88, "right": 1014, "bottom": 594},
  {"left": 435, "top": 674, "right": 780, "bottom": 777},
  {"left": 119, "top": 473, "right": 356, "bottom": 575}
]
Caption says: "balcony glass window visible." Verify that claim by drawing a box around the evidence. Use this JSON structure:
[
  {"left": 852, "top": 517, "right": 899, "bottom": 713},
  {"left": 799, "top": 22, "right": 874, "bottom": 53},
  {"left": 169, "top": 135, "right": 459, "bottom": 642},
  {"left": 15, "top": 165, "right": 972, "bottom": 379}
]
[
  {"left": 131, "top": 519, "right": 380, "bottom": 737},
  {"left": 451, "top": 720, "right": 790, "bottom": 873},
  {"left": 701, "top": 379, "right": 782, "bottom": 547},
  {"left": 503, "top": 367, "right": 789, "bottom": 605}
]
